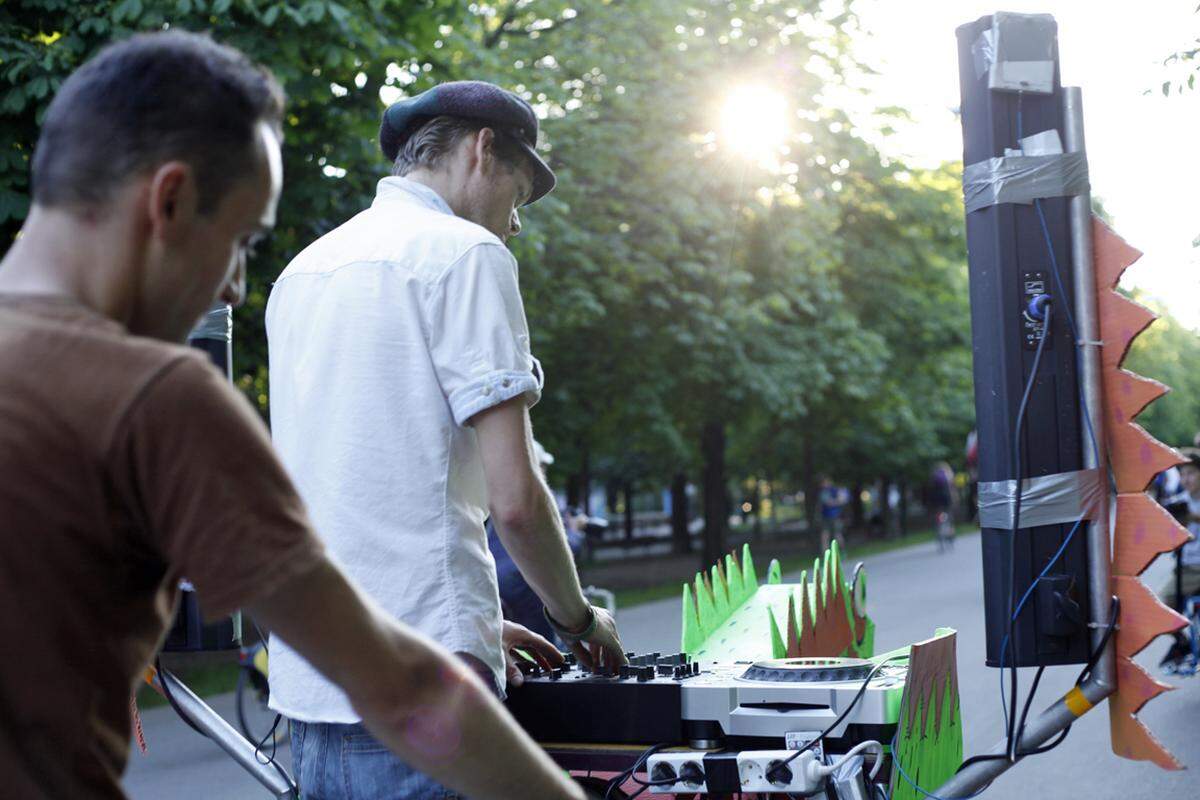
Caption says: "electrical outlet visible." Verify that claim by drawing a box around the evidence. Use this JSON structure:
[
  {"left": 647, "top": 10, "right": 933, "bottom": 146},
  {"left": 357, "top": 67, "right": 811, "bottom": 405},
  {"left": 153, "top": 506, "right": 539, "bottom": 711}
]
[
  {"left": 645, "top": 753, "right": 707, "bottom": 794},
  {"left": 735, "top": 750, "right": 820, "bottom": 793},
  {"left": 646, "top": 750, "right": 823, "bottom": 795}
]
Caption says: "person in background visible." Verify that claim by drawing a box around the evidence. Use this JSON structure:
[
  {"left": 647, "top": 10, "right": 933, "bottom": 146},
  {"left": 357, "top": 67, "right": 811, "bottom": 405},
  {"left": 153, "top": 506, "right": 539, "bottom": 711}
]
[
  {"left": 1158, "top": 450, "right": 1200, "bottom": 669},
  {"left": 926, "top": 461, "right": 956, "bottom": 552},
  {"left": 1152, "top": 464, "right": 1189, "bottom": 524},
  {"left": 965, "top": 429, "right": 979, "bottom": 521},
  {"left": 818, "top": 477, "right": 849, "bottom": 551},
  {"left": 0, "top": 32, "right": 589, "bottom": 800}
]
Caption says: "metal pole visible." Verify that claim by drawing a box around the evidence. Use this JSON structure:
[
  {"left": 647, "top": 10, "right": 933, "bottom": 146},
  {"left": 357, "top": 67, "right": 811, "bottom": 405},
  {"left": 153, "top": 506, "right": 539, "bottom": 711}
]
[
  {"left": 158, "top": 669, "right": 296, "bottom": 798},
  {"left": 936, "top": 86, "right": 1117, "bottom": 797},
  {"left": 1061, "top": 85, "right": 1115, "bottom": 686}
]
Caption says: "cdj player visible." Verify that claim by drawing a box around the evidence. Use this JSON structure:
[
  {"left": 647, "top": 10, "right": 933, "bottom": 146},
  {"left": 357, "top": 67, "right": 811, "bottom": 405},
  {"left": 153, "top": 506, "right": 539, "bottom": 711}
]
[{"left": 505, "top": 651, "right": 904, "bottom": 753}]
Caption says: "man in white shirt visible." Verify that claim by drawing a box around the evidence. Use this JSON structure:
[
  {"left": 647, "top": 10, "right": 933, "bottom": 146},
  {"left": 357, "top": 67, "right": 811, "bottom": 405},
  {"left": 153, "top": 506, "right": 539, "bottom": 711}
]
[{"left": 266, "top": 81, "right": 625, "bottom": 799}]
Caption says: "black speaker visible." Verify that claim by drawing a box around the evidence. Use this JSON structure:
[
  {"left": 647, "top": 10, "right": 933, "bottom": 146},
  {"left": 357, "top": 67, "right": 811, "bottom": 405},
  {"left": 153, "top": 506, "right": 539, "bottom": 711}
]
[
  {"left": 956, "top": 15, "right": 1092, "bottom": 667},
  {"left": 161, "top": 304, "right": 238, "bottom": 653}
]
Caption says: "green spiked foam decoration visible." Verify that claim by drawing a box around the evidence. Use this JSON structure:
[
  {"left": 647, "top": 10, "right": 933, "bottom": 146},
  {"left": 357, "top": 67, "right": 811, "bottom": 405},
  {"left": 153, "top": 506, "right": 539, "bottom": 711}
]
[
  {"left": 889, "top": 628, "right": 963, "bottom": 800},
  {"left": 681, "top": 542, "right": 874, "bottom": 662}
]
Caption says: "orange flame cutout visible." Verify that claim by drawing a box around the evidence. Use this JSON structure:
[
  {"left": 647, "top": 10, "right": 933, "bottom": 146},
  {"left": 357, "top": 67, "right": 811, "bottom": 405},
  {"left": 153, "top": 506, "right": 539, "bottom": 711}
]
[{"left": 1096, "top": 217, "right": 1189, "bottom": 769}]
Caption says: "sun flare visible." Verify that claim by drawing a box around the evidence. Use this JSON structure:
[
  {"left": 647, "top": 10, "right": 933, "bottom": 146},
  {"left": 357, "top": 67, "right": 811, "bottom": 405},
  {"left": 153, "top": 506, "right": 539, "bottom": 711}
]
[{"left": 718, "top": 84, "right": 790, "bottom": 162}]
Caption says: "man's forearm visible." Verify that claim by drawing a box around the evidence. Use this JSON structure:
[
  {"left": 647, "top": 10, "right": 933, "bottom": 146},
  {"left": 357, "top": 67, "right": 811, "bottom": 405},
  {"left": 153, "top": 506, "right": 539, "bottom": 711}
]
[
  {"left": 493, "top": 480, "right": 590, "bottom": 628},
  {"left": 251, "top": 560, "right": 584, "bottom": 800},
  {"left": 352, "top": 633, "right": 584, "bottom": 800}
]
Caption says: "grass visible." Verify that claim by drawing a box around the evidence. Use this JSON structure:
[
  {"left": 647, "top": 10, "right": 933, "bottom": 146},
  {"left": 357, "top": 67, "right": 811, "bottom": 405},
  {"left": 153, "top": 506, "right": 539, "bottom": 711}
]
[
  {"left": 612, "top": 523, "right": 975, "bottom": 611},
  {"left": 136, "top": 661, "right": 242, "bottom": 710}
]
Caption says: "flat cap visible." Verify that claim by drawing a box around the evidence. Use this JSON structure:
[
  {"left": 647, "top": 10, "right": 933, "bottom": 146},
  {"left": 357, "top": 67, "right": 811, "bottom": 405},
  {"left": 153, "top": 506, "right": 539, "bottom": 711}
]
[{"left": 380, "top": 80, "right": 556, "bottom": 205}]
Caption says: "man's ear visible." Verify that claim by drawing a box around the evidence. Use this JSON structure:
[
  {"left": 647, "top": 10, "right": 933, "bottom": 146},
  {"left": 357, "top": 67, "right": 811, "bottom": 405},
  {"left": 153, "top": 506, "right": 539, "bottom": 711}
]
[
  {"left": 473, "top": 127, "right": 497, "bottom": 171},
  {"left": 146, "top": 161, "right": 198, "bottom": 242}
]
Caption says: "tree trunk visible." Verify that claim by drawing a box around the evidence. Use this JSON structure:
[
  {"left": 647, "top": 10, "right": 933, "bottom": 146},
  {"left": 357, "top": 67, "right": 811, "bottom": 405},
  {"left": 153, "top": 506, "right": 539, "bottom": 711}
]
[
  {"left": 701, "top": 420, "right": 727, "bottom": 568},
  {"left": 899, "top": 479, "right": 910, "bottom": 536},
  {"left": 768, "top": 474, "right": 779, "bottom": 532},
  {"left": 850, "top": 481, "right": 864, "bottom": 531},
  {"left": 670, "top": 472, "right": 691, "bottom": 555},
  {"left": 605, "top": 479, "right": 619, "bottom": 517},
  {"left": 579, "top": 446, "right": 592, "bottom": 515},
  {"left": 566, "top": 472, "right": 581, "bottom": 510},
  {"left": 802, "top": 433, "right": 818, "bottom": 539},
  {"left": 751, "top": 478, "right": 762, "bottom": 540},
  {"left": 623, "top": 481, "right": 635, "bottom": 542},
  {"left": 879, "top": 476, "right": 892, "bottom": 537}
]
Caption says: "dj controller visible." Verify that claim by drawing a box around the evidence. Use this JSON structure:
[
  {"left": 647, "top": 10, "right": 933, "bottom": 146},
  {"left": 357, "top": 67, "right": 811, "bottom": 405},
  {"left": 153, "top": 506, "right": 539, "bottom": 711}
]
[{"left": 506, "top": 650, "right": 906, "bottom": 795}]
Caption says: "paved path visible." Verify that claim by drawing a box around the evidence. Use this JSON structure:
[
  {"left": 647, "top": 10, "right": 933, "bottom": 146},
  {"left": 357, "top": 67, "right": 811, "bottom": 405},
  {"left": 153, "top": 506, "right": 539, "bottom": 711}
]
[{"left": 124, "top": 531, "right": 1200, "bottom": 798}]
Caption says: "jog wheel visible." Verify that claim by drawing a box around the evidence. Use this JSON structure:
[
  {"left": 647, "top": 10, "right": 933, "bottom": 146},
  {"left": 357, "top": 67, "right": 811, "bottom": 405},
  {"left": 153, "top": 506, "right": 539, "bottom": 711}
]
[{"left": 737, "top": 656, "right": 874, "bottom": 683}]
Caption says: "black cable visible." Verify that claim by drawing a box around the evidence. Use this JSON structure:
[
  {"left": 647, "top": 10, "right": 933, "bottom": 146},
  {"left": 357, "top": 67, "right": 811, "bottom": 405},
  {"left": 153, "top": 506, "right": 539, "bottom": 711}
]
[
  {"left": 765, "top": 654, "right": 908, "bottom": 784},
  {"left": 154, "top": 659, "right": 207, "bottom": 737},
  {"left": 605, "top": 742, "right": 675, "bottom": 800},
  {"left": 958, "top": 595, "right": 1119, "bottom": 772},
  {"left": 1014, "top": 595, "right": 1118, "bottom": 755},
  {"left": 156, "top": 657, "right": 298, "bottom": 795},
  {"left": 1013, "top": 665, "right": 1046, "bottom": 750},
  {"left": 253, "top": 712, "right": 298, "bottom": 794},
  {"left": 252, "top": 618, "right": 270, "bottom": 653},
  {"left": 1004, "top": 300, "right": 1054, "bottom": 761}
]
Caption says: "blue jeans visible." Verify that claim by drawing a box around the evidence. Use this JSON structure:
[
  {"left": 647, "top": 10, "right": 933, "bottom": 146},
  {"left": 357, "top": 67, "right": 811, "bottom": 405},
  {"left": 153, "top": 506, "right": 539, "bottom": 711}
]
[
  {"left": 290, "top": 720, "right": 463, "bottom": 800},
  {"left": 289, "top": 654, "right": 498, "bottom": 799}
]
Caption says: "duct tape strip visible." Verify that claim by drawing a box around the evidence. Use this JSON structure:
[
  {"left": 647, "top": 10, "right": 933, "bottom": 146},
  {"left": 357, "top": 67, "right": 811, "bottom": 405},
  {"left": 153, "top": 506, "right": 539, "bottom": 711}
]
[
  {"left": 978, "top": 468, "right": 1104, "bottom": 530},
  {"left": 962, "top": 152, "right": 1089, "bottom": 214}
]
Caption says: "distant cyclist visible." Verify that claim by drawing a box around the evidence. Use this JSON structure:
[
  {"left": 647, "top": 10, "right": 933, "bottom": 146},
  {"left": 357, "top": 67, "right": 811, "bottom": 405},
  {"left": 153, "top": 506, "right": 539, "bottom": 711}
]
[
  {"left": 818, "top": 477, "right": 849, "bottom": 552},
  {"left": 927, "top": 462, "right": 956, "bottom": 552}
]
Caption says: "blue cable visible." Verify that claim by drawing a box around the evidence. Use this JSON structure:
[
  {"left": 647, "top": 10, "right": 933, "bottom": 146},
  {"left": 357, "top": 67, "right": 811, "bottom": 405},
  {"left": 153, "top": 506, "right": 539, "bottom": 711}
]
[
  {"left": 995, "top": 102, "right": 1107, "bottom": 748},
  {"left": 1012, "top": 516, "right": 1086, "bottom": 622},
  {"left": 890, "top": 734, "right": 990, "bottom": 800}
]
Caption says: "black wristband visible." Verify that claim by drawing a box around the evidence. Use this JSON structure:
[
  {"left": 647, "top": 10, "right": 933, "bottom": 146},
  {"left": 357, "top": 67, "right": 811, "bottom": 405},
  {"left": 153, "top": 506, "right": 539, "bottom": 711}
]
[{"left": 543, "top": 604, "right": 596, "bottom": 641}]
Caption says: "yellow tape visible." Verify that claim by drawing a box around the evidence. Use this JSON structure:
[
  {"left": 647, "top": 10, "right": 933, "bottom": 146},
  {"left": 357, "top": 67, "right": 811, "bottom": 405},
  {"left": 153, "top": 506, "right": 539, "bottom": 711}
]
[{"left": 1064, "top": 686, "right": 1094, "bottom": 717}]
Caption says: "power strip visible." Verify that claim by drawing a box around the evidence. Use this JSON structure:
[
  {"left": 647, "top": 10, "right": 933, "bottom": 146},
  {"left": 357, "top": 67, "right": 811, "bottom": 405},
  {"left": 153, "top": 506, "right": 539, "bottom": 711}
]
[{"left": 645, "top": 750, "right": 822, "bottom": 795}]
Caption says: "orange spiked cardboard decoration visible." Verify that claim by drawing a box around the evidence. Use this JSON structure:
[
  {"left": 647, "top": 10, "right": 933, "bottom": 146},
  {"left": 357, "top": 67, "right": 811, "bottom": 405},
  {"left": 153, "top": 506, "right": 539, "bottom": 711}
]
[{"left": 1094, "top": 216, "right": 1190, "bottom": 769}]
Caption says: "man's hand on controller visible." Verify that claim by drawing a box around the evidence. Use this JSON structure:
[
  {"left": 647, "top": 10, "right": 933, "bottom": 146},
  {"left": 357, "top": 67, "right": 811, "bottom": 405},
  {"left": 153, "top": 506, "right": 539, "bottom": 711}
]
[
  {"left": 502, "top": 620, "right": 563, "bottom": 688},
  {"left": 566, "top": 606, "right": 626, "bottom": 675}
]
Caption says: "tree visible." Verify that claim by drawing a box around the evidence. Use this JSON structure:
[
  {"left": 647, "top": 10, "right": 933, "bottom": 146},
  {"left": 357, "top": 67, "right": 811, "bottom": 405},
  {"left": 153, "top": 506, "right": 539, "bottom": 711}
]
[
  {"left": 3, "top": 1, "right": 976, "bottom": 565},
  {"left": 2, "top": 0, "right": 463, "bottom": 408},
  {"left": 1123, "top": 295, "right": 1200, "bottom": 449}
]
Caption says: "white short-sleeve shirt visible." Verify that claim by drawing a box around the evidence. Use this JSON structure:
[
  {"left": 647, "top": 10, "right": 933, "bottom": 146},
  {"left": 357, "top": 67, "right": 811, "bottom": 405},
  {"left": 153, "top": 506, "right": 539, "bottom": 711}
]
[{"left": 265, "top": 177, "right": 542, "bottom": 722}]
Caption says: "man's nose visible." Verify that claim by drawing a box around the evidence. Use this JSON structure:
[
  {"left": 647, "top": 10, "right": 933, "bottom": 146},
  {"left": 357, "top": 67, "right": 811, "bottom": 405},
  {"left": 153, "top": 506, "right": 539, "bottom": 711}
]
[
  {"left": 508, "top": 209, "right": 522, "bottom": 238},
  {"left": 220, "top": 258, "right": 246, "bottom": 307}
]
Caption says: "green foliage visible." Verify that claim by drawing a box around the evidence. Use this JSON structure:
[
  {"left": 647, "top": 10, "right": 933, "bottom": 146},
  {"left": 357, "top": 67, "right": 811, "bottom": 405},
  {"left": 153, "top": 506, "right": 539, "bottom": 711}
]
[
  {"left": 1123, "top": 294, "right": 1200, "bottom": 448},
  {"left": 2, "top": 0, "right": 983, "bottom": 512}
]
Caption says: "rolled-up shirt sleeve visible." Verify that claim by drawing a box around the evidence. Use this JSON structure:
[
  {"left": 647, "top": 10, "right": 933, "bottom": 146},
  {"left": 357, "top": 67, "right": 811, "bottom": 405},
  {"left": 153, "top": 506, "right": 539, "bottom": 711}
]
[{"left": 426, "top": 242, "right": 543, "bottom": 426}]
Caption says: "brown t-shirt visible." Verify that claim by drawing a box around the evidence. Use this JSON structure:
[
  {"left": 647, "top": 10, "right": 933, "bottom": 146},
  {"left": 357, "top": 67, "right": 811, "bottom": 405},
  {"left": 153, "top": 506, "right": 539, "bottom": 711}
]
[{"left": 0, "top": 295, "right": 325, "bottom": 799}]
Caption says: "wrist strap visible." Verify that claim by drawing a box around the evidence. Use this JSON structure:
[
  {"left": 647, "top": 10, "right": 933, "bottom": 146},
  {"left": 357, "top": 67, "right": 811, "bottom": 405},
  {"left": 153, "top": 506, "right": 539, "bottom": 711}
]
[{"left": 543, "top": 604, "right": 596, "bottom": 641}]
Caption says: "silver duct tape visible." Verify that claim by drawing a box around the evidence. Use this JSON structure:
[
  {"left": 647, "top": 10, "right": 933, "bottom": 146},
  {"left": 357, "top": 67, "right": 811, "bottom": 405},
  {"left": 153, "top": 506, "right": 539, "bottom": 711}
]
[
  {"left": 972, "top": 12, "right": 1057, "bottom": 94},
  {"left": 978, "top": 468, "right": 1104, "bottom": 529},
  {"left": 962, "top": 152, "right": 1089, "bottom": 214},
  {"left": 189, "top": 303, "right": 232, "bottom": 342}
]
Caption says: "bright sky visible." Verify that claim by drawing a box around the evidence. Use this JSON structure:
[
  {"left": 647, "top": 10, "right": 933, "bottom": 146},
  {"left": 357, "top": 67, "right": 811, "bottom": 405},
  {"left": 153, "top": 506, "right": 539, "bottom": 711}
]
[{"left": 850, "top": 1, "right": 1200, "bottom": 327}]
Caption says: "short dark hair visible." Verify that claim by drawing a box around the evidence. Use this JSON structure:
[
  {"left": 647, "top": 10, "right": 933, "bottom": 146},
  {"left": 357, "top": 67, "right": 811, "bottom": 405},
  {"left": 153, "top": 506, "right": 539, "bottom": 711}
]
[
  {"left": 31, "top": 31, "right": 284, "bottom": 215},
  {"left": 390, "top": 115, "right": 528, "bottom": 178}
]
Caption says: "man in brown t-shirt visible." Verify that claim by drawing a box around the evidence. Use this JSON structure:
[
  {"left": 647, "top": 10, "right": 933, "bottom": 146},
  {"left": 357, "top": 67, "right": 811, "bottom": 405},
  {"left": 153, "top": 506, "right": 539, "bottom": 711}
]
[{"left": 0, "top": 32, "right": 585, "bottom": 800}]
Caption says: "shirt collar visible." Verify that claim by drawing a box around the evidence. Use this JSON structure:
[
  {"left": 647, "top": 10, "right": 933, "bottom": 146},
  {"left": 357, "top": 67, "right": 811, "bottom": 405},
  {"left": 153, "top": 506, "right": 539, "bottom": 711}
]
[{"left": 373, "top": 176, "right": 454, "bottom": 216}]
